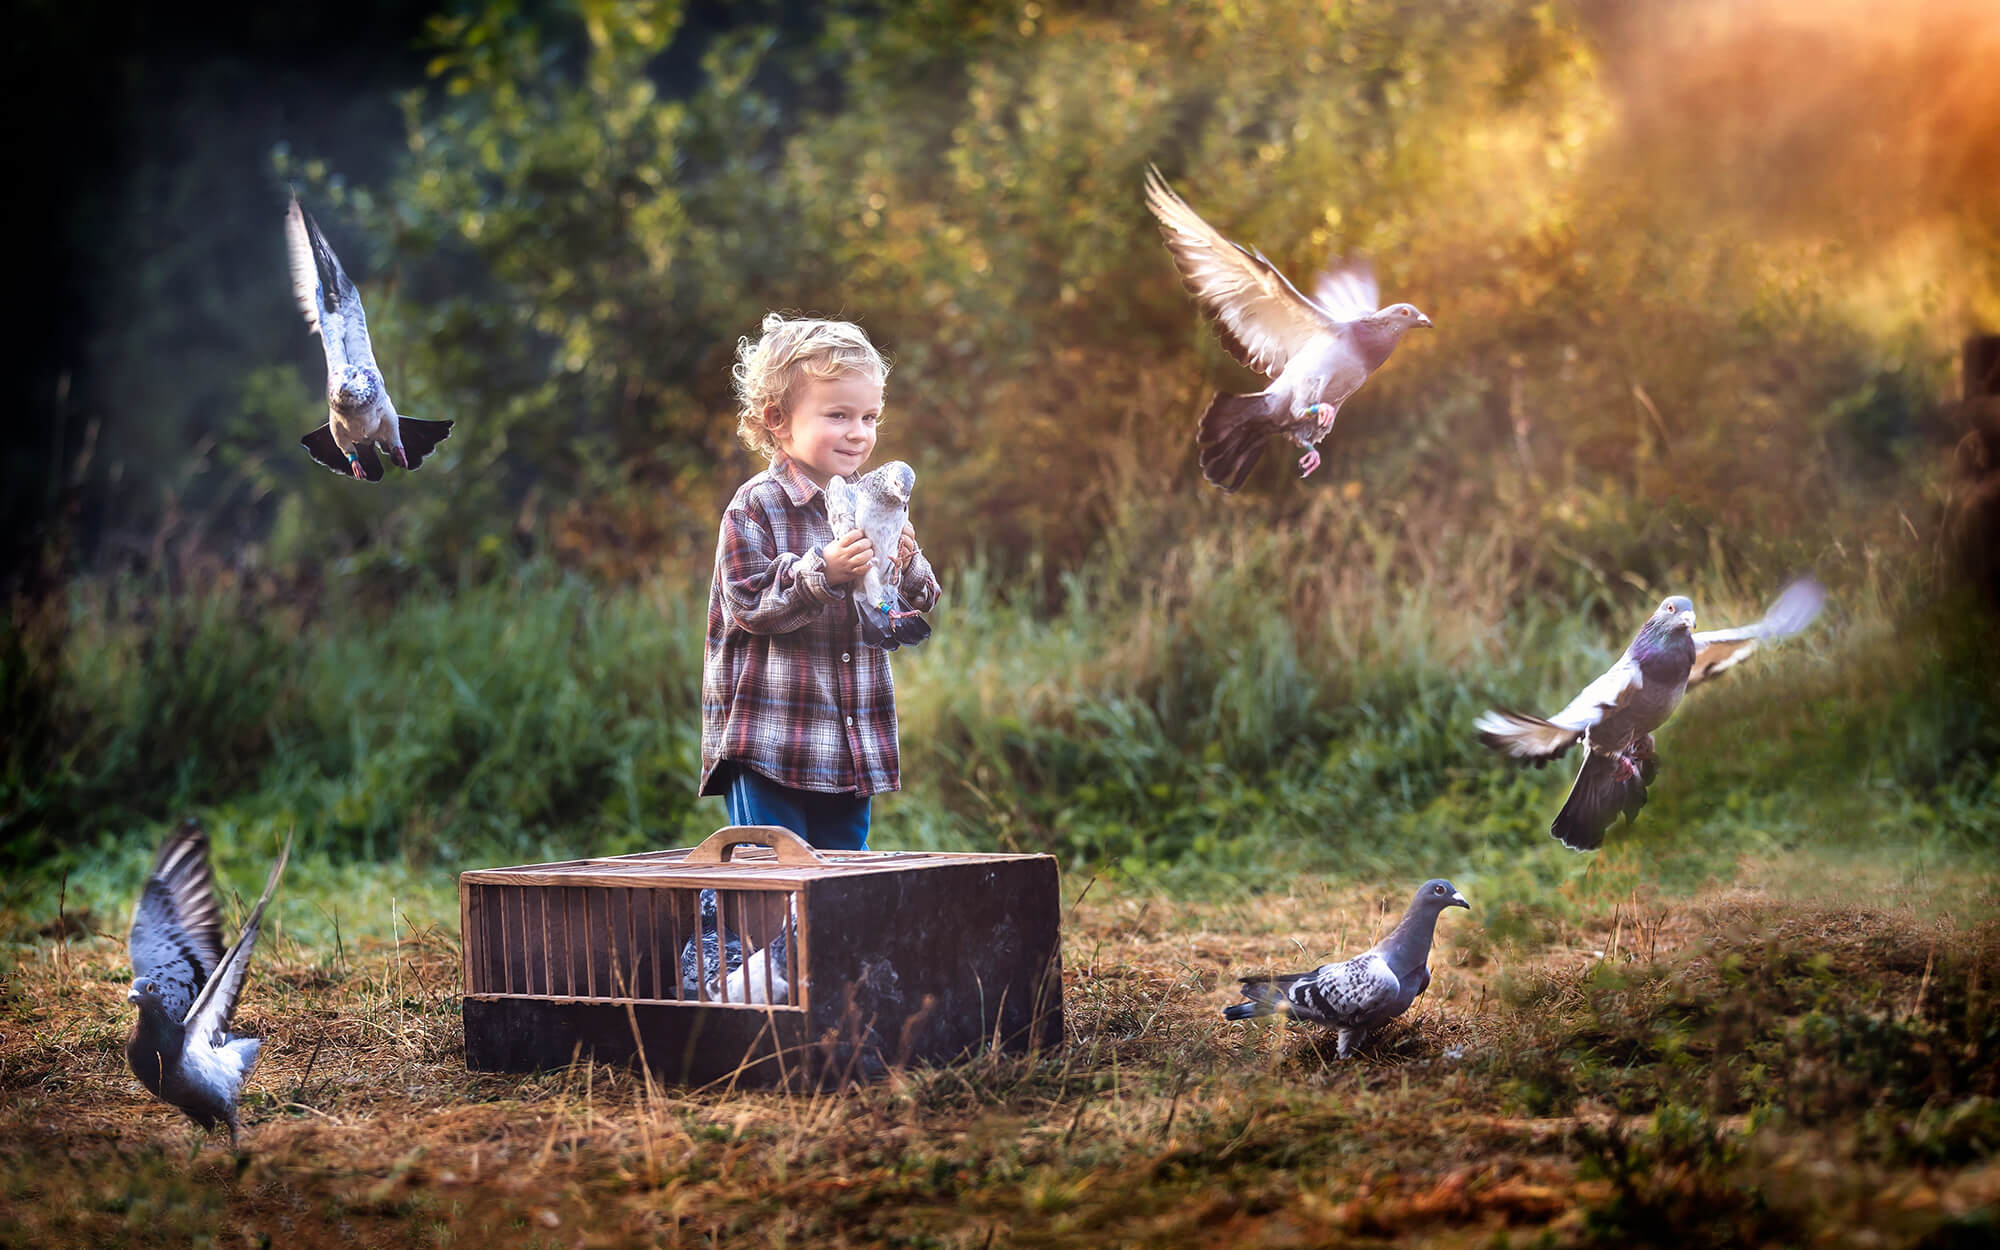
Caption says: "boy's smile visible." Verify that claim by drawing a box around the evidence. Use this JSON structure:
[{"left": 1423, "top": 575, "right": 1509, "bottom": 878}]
[{"left": 771, "top": 372, "right": 883, "bottom": 488}]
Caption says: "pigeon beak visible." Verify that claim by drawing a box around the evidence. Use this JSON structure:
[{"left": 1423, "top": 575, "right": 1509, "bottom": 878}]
[
  {"left": 1416, "top": 313, "right": 1434, "bottom": 329},
  {"left": 1449, "top": 892, "right": 1470, "bottom": 909},
  {"left": 1677, "top": 609, "right": 1696, "bottom": 630}
]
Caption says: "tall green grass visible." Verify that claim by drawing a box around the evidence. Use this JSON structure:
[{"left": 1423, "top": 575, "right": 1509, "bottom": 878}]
[{"left": 4, "top": 495, "right": 1995, "bottom": 922}]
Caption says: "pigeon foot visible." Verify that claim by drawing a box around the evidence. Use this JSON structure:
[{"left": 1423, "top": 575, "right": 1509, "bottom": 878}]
[
  {"left": 392, "top": 445, "right": 410, "bottom": 470},
  {"left": 1298, "top": 448, "right": 1322, "bottom": 477},
  {"left": 347, "top": 457, "right": 367, "bottom": 480}
]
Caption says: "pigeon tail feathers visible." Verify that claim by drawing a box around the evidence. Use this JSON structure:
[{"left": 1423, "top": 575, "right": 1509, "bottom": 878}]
[
  {"left": 397, "top": 417, "right": 454, "bottom": 470},
  {"left": 1197, "top": 392, "right": 1282, "bottom": 492},
  {"left": 855, "top": 584, "right": 931, "bottom": 650},
  {"left": 1223, "top": 975, "right": 1303, "bottom": 1021},
  {"left": 1551, "top": 750, "right": 1649, "bottom": 851}
]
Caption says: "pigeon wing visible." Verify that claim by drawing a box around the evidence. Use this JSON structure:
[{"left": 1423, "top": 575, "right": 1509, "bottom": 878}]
[
  {"left": 1144, "top": 165, "right": 1339, "bottom": 380},
  {"left": 1478, "top": 652, "right": 1644, "bottom": 763},
  {"left": 1688, "top": 577, "right": 1826, "bottom": 689},
  {"left": 128, "top": 820, "right": 226, "bottom": 1023},
  {"left": 288, "top": 197, "right": 380, "bottom": 378},
  {"left": 1289, "top": 952, "right": 1401, "bottom": 1026},
  {"left": 825, "top": 475, "right": 857, "bottom": 536},
  {"left": 1310, "top": 259, "right": 1381, "bottom": 322},
  {"left": 183, "top": 832, "right": 291, "bottom": 1042}
]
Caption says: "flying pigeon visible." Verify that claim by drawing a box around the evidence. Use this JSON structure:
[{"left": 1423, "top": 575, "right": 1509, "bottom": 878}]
[
  {"left": 1475, "top": 578, "right": 1827, "bottom": 850},
  {"left": 1143, "top": 165, "right": 1432, "bottom": 492},
  {"left": 126, "top": 821, "right": 293, "bottom": 1147},
  {"left": 1224, "top": 878, "right": 1470, "bottom": 1058},
  {"left": 285, "top": 193, "right": 452, "bottom": 481},
  {"left": 826, "top": 460, "right": 931, "bottom": 649}
]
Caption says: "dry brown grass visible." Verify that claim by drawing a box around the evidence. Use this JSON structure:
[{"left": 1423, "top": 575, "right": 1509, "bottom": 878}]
[{"left": 3, "top": 865, "right": 1997, "bottom": 1248}]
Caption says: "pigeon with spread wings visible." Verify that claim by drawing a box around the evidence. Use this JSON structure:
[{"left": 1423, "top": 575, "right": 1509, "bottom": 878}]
[
  {"left": 126, "top": 821, "right": 292, "bottom": 1147},
  {"left": 1224, "top": 879, "right": 1469, "bottom": 1058},
  {"left": 1142, "top": 166, "right": 1431, "bottom": 492},
  {"left": 1475, "top": 578, "right": 1827, "bottom": 850},
  {"left": 286, "top": 193, "right": 452, "bottom": 480}
]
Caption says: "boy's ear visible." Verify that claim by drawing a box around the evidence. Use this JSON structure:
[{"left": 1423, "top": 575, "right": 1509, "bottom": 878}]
[{"left": 761, "top": 402, "right": 788, "bottom": 436}]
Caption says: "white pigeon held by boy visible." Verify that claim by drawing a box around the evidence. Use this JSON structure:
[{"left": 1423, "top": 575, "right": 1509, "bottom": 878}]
[{"left": 826, "top": 460, "right": 931, "bottom": 649}]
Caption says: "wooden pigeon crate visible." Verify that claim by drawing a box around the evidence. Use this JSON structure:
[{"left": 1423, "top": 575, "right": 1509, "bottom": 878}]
[{"left": 460, "top": 826, "right": 1063, "bottom": 1087}]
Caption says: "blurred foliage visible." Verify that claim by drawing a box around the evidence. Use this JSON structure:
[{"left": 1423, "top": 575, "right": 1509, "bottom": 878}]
[
  {"left": 38, "top": 0, "right": 1983, "bottom": 588},
  {"left": 10, "top": 0, "right": 1999, "bottom": 868}
]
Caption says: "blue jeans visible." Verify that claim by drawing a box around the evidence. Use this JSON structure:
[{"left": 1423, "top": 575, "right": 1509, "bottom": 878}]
[{"left": 722, "top": 762, "right": 871, "bottom": 851}]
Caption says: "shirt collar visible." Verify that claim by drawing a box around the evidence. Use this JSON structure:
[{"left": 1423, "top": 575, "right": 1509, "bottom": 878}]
[{"left": 770, "top": 454, "right": 826, "bottom": 507}]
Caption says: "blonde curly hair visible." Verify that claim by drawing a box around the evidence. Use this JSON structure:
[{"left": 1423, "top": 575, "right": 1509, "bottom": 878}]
[{"left": 731, "top": 313, "right": 891, "bottom": 459}]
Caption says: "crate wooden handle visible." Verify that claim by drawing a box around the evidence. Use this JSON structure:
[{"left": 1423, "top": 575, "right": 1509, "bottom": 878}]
[{"left": 685, "top": 825, "right": 826, "bottom": 865}]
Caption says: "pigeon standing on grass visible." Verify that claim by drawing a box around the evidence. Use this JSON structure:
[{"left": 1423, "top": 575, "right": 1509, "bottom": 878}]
[
  {"left": 1224, "top": 879, "right": 1470, "bottom": 1059},
  {"left": 286, "top": 193, "right": 452, "bottom": 481},
  {"left": 1142, "top": 165, "right": 1432, "bottom": 492},
  {"left": 126, "top": 821, "right": 293, "bottom": 1147},
  {"left": 1475, "top": 578, "right": 1827, "bottom": 851},
  {"left": 826, "top": 460, "right": 931, "bottom": 649}
]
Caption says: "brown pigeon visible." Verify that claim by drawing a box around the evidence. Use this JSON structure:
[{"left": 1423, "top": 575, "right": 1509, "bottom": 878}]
[{"left": 1143, "top": 166, "right": 1432, "bottom": 491}]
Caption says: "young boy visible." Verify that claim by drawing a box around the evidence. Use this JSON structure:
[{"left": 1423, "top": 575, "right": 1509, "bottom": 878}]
[{"left": 699, "top": 313, "right": 941, "bottom": 851}]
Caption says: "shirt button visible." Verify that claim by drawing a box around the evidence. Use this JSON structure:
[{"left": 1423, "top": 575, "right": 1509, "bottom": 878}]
[
  {"left": 841, "top": 652, "right": 851, "bottom": 663},
  {"left": 845, "top": 715, "right": 854, "bottom": 727}
]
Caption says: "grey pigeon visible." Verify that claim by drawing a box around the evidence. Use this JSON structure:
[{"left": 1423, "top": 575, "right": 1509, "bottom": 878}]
[
  {"left": 1224, "top": 878, "right": 1470, "bottom": 1058},
  {"left": 1475, "top": 578, "right": 1826, "bottom": 850},
  {"left": 678, "top": 889, "right": 796, "bottom": 1003},
  {"left": 126, "top": 821, "right": 292, "bottom": 1147},
  {"left": 1143, "top": 165, "right": 1432, "bottom": 492},
  {"left": 722, "top": 922, "right": 793, "bottom": 1005},
  {"left": 286, "top": 193, "right": 452, "bottom": 481},
  {"left": 678, "top": 888, "right": 746, "bottom": 1000},
  {"left": 825, "top": 460, "right": 930, "bottom": 649}
]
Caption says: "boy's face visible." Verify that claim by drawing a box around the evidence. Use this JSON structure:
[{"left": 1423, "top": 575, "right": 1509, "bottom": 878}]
[{"left": 770, "top": 371, "right": 883, "bottom": 488}]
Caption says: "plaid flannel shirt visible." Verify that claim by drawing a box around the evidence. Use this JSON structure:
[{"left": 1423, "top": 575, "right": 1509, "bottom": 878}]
[{"left": 699, "top": 455, "right": 941, "bottom": 798}]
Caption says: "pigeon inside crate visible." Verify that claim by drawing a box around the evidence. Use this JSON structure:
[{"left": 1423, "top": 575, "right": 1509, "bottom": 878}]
[{"left": 460, "top": 826, "right": 1063, "bottom": 1087}]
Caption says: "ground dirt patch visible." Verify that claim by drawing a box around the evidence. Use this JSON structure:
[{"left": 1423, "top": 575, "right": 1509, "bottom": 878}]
[{"left": 2, "top": 867, "right": 1995, "bottom": 1247}]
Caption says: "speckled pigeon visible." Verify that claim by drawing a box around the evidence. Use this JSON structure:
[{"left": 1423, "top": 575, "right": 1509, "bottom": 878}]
[
  {"left": 1224, "top": 879, "right": 1470, "bottom": 1058},
  {"left": 1143, "top": 166, "right": 1432, "bottom": 492},
  {"left": 286, "top": 193, "right": 452, "bottom": 481},
  {"left": 722, "top": 923, "right": 792, "bottom": 1005},
  {"left": 126, "top": 821, "right": 292, "bottom": 1147},
  {"left": 1475, "top": 578, "right": 1826, "bottom": 850},
  {"left": 826, "top": 461, "right": 930, "bottom": 649},
  {"left": 679, "top": 888, "right": 746, "bottom": 1000}
]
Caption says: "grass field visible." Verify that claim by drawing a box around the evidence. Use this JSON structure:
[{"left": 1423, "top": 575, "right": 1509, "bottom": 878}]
[{"left": 3, "top": 848, "right": 1996, "bottom": 1248}]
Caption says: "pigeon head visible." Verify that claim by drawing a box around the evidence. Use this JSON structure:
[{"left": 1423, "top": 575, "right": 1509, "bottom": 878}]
[
  {"left": 1411, "top": 878, "right": 1471, "bottom": 913},
  {"left": 863, "top": 460, "right": 916, "bottom": 507},
  {"left": 1381, "top": 303, "right": 1434, "bottom": 332},
  {"left": 331, "top": 365, "right": 380, "bottom": 411},
  {"left": 1652, "top": 595, "right": 1696, "bottom": 634},
  {"left": 127, "top": 977, "right": 172, "bottom": 1017}
]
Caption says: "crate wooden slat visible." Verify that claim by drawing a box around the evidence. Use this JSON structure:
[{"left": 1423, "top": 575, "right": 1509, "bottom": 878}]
[{"left": 461, "top": 826, "right": 1062, "bottom": 1087}]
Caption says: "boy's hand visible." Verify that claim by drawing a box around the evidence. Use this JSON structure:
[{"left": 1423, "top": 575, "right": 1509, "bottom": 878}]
[{"left": 822, "top": 529, "right": 874, "bottom": 586}]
